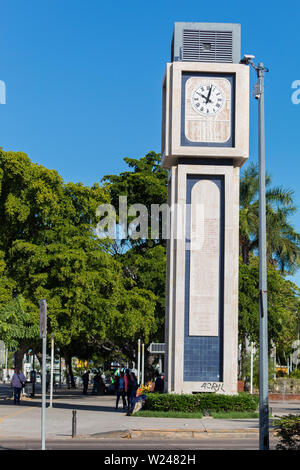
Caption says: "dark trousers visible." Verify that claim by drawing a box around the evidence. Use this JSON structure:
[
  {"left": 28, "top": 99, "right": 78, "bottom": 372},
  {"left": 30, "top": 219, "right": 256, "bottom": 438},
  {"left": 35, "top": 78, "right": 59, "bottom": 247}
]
[
  {"left": 83, "top": 382, "right": 88, "bottom": 394},
  {"left": 126, "top": 391, "right": 132, "bottom": 409},
  {"left": 92, "top": 383, "right": 100, "bottom": 394},
  {"left": 130, "top": 391, "right": 137, "bottom": 408},
  {"left": 13, "top": 387, "right": 21, "bottom": 403},
  {"left": 116, "top": 390, "right": 126, "bottom": 408}
]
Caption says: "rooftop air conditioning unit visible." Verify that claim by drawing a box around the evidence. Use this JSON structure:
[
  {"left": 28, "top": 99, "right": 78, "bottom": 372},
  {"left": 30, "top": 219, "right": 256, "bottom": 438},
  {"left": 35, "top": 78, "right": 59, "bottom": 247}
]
[{"left": 171, "top": 22, "right": 241, "bottom": 64}]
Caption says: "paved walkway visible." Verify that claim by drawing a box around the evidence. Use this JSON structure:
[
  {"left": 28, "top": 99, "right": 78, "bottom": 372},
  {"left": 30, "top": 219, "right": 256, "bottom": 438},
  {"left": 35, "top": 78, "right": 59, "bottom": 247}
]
[{"left": 0, "top": 384, "right": 299, "bottom": 442}]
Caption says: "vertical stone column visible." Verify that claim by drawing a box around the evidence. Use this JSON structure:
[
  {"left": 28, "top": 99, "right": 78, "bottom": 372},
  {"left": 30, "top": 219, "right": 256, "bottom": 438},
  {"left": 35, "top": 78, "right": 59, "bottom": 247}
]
[{"left": 164, "top": 162, "right": 239, "bottom": 395}]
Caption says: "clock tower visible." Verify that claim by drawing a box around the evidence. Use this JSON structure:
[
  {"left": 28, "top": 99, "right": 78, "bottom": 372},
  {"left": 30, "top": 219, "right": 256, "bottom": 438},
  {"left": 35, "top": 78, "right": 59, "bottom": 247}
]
[{"left": 162, "top": 23, "right": 249, "bottom": 394}]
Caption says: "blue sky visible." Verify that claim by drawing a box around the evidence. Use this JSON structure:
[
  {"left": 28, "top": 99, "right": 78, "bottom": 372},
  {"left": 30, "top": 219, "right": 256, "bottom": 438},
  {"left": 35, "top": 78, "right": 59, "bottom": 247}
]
[{"left": 1, "top": 0, "right": 299, "bottom": 286}]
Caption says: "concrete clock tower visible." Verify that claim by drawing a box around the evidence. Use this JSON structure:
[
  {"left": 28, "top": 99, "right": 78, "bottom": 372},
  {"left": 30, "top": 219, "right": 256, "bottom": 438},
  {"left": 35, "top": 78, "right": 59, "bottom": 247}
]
[{"left": 162, "top": 23, "right": 249, "bottom": 394}]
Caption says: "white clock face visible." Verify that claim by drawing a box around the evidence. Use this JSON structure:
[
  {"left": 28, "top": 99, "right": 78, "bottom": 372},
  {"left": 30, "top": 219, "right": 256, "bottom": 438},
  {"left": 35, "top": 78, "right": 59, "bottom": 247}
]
[{"left": 191, "top": 84, "right": 225, "bottom": 116}]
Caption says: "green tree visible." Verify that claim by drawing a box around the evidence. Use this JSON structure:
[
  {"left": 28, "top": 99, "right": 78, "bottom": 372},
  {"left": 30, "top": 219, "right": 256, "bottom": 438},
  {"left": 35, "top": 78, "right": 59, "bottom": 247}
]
[
  {"left": 240, "top": 162, "right": 300, "bottom": 273},
  {"left": 0, "top": 296, "right": 37, "bottom": 350},
  {"left": 239, "top": 256, "right": 300, "bottom": 364},
  {"left": 102, "top": 151, "right": 168, "bottom": 251},
  {"left": 103, "top": 152, "right": 168, "bottom": 348},
  {"left": 0, "top": 149, "right": 158, "bottom": 375}
]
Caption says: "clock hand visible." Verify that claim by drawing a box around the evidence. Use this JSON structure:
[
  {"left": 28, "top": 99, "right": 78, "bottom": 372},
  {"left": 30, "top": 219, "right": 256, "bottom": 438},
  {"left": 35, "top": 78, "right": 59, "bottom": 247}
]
[
  {"left": 196, "top": 92, "right": 212, "bottom": 103},
  {"left": 205, "top": 85, "right": 213, "bottom": 104}
]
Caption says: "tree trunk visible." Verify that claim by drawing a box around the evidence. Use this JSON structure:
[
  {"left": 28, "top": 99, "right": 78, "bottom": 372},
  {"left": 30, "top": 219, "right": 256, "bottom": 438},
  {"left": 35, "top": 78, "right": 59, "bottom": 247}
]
[
  {"left": 145, "top": 353, "right": 157, "bottom": 382},
  {"left": 64, "top": 353, "right": 76, "bottom": 389},
  {"left": 239, "top": 337, "right": 247, "bottom": 380},
  {"left": 240, "top": 235, "right": 251, "bottom": 265},
  {"left": 14, "top": 344, "right": 29, "bottom": 370},
  {"left": 35, "top": 351, "right": 43, "bottom": 371}
]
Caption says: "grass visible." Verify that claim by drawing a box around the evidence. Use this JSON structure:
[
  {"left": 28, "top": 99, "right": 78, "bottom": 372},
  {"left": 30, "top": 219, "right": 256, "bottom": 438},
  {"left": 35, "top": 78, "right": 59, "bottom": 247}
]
[
  {"left": 132, "top": 410, "right": 260, "bottom": 419},
  {"left": 132, "top": 410, "right": 204, "bottom": 419},
  {"left": 211, "top": 411, "right": 259, "bottom": 419}
]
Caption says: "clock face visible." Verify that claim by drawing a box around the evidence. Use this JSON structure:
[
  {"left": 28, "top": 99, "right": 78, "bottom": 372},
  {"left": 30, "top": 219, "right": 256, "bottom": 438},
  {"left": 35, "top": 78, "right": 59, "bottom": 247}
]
[
  {"left": 184, "top": 76, "right": 232, "bottom": 144},
  {"left": 191, "top": 84, "right": 225, "bottom": 116}
]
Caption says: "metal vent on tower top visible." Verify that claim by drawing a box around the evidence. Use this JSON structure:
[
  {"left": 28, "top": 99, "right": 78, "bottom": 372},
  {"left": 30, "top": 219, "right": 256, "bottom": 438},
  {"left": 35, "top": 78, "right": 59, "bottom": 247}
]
[{"left": 171, "top": 22, "right": 241, "bottom": 64}]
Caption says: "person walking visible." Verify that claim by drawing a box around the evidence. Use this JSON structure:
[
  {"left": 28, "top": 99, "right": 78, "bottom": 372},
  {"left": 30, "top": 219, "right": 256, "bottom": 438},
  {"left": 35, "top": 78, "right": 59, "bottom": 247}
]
[
  {"left": 82, "top": 370, "right": 90, "bottom": 395},
  {"left": 115, "top": 371, "right": 126, "bottom": 410},
  {"left": 129, "top": 371, "right": 139, "bottom": 409},
  {"left": 10, "top": 367, "right": 26, "bottom": 405},
  {"left": 92, "top": 371, "right": 101, "bottom": 395},
  {"left": 99, "top": 375, "right": 106, "bottom": 394},
  {"left": 154, "top": 371, "right": 164, "bottom": 393},
  {"left": 154, "top": 370, "right": 164, "bottom": 393},
  {"left": 124, "top": 369, "right": 132, "bottom": 410}
]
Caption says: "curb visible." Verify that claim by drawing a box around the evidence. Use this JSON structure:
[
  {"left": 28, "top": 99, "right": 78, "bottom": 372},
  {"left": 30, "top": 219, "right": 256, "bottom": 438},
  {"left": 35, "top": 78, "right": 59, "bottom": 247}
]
[{"left": 91, "top": 428, "right": 278, "bottom": 440}]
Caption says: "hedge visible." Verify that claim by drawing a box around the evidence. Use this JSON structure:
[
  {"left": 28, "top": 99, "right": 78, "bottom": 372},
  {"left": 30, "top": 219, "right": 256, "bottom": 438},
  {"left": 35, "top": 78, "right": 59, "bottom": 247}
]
[
  {"left": 144, "top": 393, "right": 259, "bottom": 413},
  {"left": 274, "top": 415, "right": 300, "bottom": 450}
]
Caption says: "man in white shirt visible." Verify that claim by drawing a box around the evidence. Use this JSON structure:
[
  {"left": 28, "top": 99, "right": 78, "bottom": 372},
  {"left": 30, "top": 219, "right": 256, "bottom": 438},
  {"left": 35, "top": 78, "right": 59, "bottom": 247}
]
[{"left": 11, "top": 367, "right": 26, "bottom": 405}]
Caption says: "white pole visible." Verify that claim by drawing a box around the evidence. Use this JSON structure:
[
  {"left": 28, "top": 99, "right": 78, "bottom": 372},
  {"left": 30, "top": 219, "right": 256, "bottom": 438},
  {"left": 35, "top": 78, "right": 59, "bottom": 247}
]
[
  {"left": 137, "top": 339, "right": 141, "bottom": 385},
  {"left": 49, "top": 334, "right": 54, "bottom": 408},
  {"left": 42, "top": 335, "right": 46, "bottom": 450},
  {"left": 250, "top": 342, "right": 254, "bottom": 394},
  {"left": 141, "top": 344, "right": 145, "bottom": 386},
  {"left": 5, "top": 348, "right": 8, "bottom": 382},
  {"left": 22, "top": 353, "right": 26, "bottom": 397},
  {"left": 274, "top": 345, "right": 276, "bottom": 380},
  {"left": 40, "top": 299, "right": 47, "bottom": 451}
]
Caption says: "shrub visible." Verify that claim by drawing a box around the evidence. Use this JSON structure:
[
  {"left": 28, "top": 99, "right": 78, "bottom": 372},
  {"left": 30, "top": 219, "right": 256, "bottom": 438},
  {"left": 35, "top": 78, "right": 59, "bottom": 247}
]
[
  {"left": 289, "top": 369, "right": 300, "bottom": 380},
  {"left": 274, "top": 415, "right": 300, "bottom": 450},
  {"left": 144, "top": 392, "right": 259, "bottom": 413}
]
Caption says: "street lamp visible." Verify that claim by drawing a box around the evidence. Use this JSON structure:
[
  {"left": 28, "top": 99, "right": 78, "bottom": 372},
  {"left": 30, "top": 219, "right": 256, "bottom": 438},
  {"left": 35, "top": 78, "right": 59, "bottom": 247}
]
[{"left": 240, "top": 54, "right": 270, "bottom": 451}]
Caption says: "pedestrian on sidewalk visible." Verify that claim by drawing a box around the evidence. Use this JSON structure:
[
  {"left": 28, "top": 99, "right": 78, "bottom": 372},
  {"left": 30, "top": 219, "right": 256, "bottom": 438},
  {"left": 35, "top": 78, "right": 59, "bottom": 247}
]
[
  {"left": 154, "top": 370, "right": 164, "bottom": 393},
  {"left": 115, "top": 371, "right": 126, "bottom": 410},
  {"left": 99, "top": 375, "right": 106, "bottom": 394},
  {"left": 10, "top": 368, "right": 26, "bottom": 405},
  {"left": 92, "top": 371, "right": 101, "bottom": 395},
  {"left": 82, "top": 370, "right": 90, "bottom": 395},
  {"left": 124, "top": 369, "right": 132, "bottom": 410},
  {"left": 129, "top": 371, "right": 139, "bottom": 409}
]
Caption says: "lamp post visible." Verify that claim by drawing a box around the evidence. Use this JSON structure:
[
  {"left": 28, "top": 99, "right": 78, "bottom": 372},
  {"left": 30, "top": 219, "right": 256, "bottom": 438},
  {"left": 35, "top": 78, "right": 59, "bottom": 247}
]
[
  {"left": 39, "top": 299, "right": 47, "bottom": 451},
  {"left": 49, "top": 334, "right": 54, "bottom": 408},
  {"left": 137, "top": 339, "right": 141, "bottom": 385},
  {"left": 240, "top": 55, "right": 269, "bottom": 450}
]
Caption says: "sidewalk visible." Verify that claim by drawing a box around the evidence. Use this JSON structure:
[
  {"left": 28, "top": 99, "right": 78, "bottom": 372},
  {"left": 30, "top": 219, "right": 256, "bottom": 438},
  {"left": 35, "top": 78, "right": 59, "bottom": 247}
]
[{"left": 0, "top": 384, "right": 299, "bottom": 442}]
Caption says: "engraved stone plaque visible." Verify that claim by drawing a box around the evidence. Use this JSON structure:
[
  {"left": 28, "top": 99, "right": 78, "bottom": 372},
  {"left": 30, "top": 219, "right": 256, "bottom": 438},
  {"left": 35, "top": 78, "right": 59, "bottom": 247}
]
[{"left": 189, "top": 179, "right": 220, "bottom": 336}]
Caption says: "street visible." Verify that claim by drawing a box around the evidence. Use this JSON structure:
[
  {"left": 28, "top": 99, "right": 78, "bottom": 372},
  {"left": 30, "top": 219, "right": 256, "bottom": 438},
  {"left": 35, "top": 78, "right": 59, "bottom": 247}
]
[
  {"left": 0, "top": 437, "right": 279, "bottom": 450},
  {"left": 0, "top": 383, "right": 299, "bottom": 450}
]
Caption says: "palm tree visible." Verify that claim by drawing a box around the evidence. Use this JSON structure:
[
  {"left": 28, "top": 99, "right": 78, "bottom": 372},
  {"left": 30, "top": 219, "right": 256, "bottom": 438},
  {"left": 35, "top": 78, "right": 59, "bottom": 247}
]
[{"left": 239, "top": 162, "right": 300, "bottom": 274}]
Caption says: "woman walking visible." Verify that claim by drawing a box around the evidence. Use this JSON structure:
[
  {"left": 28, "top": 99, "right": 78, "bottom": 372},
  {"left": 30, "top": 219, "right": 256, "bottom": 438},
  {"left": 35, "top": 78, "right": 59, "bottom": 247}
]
[{"left": 10, "top": 367, "right": 26, "bottom": 405}]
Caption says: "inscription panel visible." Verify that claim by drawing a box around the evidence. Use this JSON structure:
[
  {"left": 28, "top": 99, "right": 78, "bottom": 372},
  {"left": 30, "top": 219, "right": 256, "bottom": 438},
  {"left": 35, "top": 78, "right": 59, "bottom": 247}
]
[{"left": 189, "top": 179, "right": 220, "bottom": 336}]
